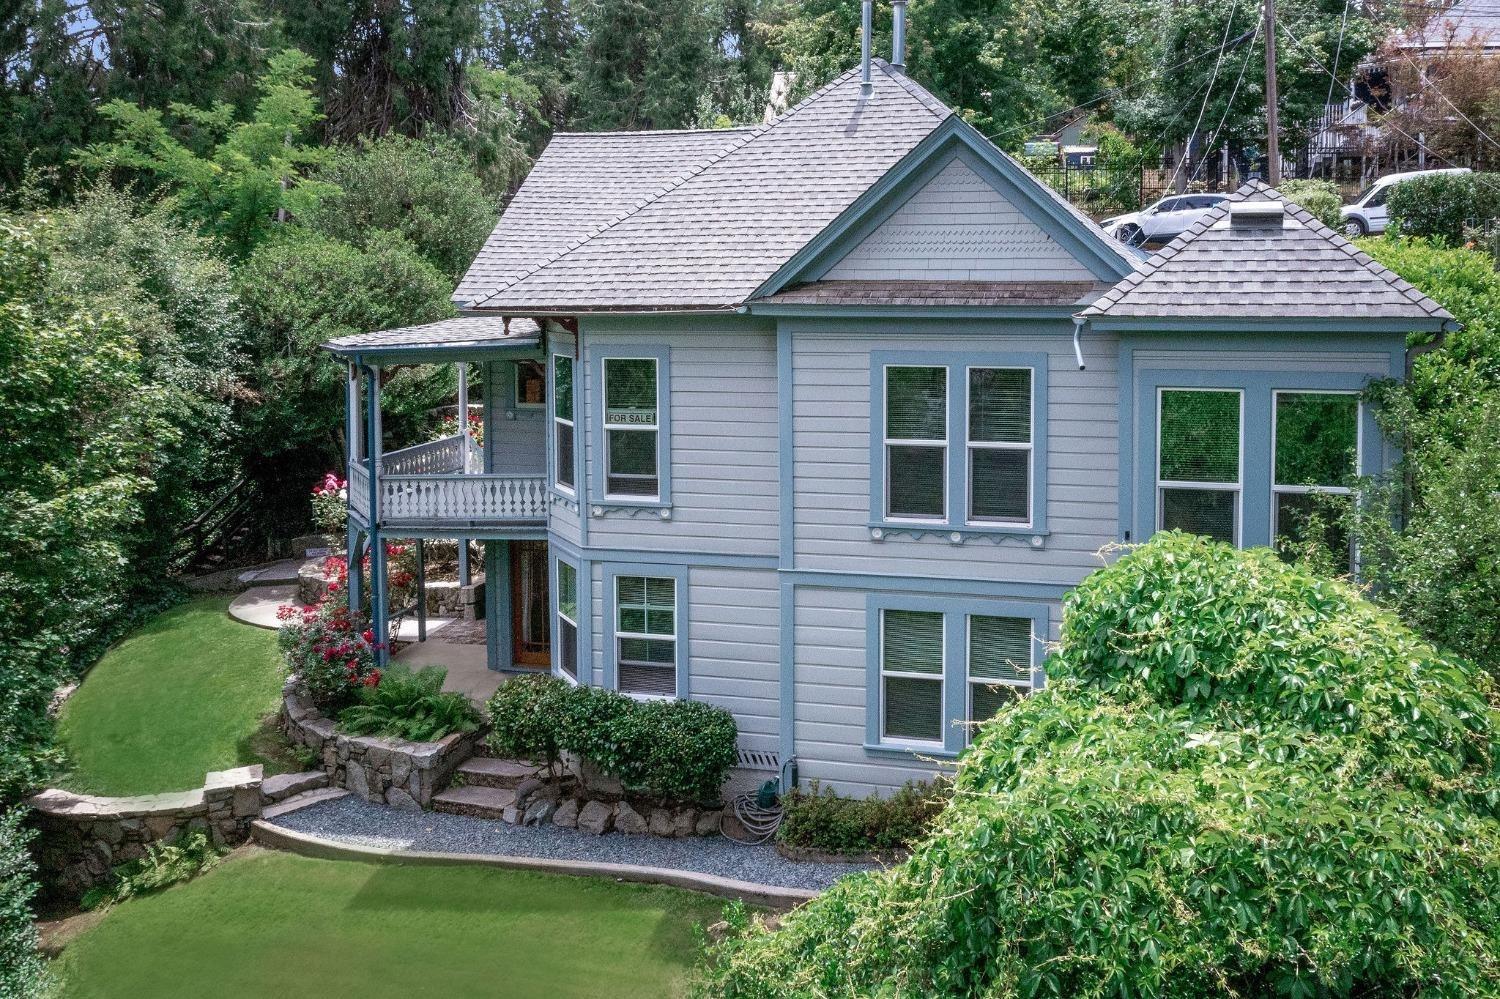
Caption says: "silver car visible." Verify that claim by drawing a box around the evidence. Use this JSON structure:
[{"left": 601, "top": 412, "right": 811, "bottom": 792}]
[{"left": 1102, "top": 193, "right": 1231, "bottom": 246}]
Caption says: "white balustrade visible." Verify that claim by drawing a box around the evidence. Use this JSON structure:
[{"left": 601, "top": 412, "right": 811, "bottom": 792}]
[
  {"left": 349, "top": 462, "right": 370, "bottom": 518},
  {"left": 380, "top": 435, "right": 466, "bottom": 477},
  {"left": 378, "top": 473, "right": 548, "bottom": 523}
]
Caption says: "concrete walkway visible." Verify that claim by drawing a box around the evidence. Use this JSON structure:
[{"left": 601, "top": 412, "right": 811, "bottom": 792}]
[{"left": 228, "top": 585, "right": 456, "bottom": 641}]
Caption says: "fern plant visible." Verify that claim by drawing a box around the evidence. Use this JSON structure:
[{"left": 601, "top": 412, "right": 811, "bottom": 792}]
[
  {"left": 337, "top": 665, "right": 480, "bottom": 742},
  {"left": 81, "top": 832, "right": 225, "bottom": 911}
]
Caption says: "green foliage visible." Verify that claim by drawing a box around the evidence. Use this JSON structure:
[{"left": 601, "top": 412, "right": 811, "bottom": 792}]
[
  {"left": 76, "top": 50, "right": 339, "bottom": 256},
  {"left": 699, "top": 534, "right": 1500, "bottom": 998},
  {"left": 278, "top": 600, "right": 381, "bottom": 714},
  {"left": 1279, "top": 178, "right": 1343, "bottom": 229},
  {"left": 80, "top": 832, "right": 225, "bottom": 911},
  {"left": 307, "top": 134, "right": 498, "bottom": 279},
  {"left": 235, "top": 227, "right": 454, "bottom": 510},
  {"left": 777, "top": 780, "right": 948, "bottom": 857},
  {"left": 0, "top": 809, "right": 47, "bottom": 998},
  {"left": 486, "top": 676, "right": 739, "bottom": 804},
  {"left": 569, "top": 0, "right": 724, "bottom": 131},
  {"left": 337, "top": 665, "right": 481, "bottom": 743},
  {"left": 1386, "top": 173, "right": 1500, "bottom": 245}
]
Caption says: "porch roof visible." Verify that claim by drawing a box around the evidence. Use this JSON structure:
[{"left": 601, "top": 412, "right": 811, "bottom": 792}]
[{"left": 323, "top": 315, "right": 542, "bottom": 363}]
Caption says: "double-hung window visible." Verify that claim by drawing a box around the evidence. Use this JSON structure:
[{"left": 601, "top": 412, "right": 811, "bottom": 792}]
[
  {"left": 967, "top": 615, "right": 1033, "bottom": 733},
  {"left": 879, "top": 609, "right": 944, "bottom": 744},
  {"left": 556, "top": 560, "right": 579, "bottom": 681},
  {"left": 615, "top": 575, "right": 675, "bottom": 696},
  {"left": 967, "top": 368, "right": 1032, "bottom": 525},
  {"left": 603, "top": 358, "right": 660, "bottom": 498},
  {"left": 1273, "top": 391, "right": 1359, "bottom": 564},
  {"left": 884, "top": 366, "right": 947, "bottom": 520},
  {"left": 1157, "top": 388, "right": 1242, "bottom": 544},
  {"left": 552, "top": 354, "right": 575, "bottom": 492}
]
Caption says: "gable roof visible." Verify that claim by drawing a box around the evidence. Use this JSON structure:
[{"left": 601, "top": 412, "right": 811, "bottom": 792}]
[{"left": 1078, "top": 181, "right": 1454, "bottom": 330}]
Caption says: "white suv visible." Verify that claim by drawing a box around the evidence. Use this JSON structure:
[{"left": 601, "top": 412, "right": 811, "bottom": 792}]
[
  {"left": 1101, "top": 193, "right": 1231, "bottom": 246},
  {"left": 1340, "top": 168, "right": 1471, "bottom": 237}
]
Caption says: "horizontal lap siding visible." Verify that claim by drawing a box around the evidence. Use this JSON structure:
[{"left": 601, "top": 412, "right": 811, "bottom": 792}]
[
  {"left": 686, "top": 567, "right": 779, "bottom": 755},
  {"left": 1131, "top": 348, "right": 1393, "bottom": 374},
  {"left": 583, "top": 325, "right": 780, "bottom": 556},
  {"left": 485, "top": 360, "right": 546, "bottom": 475},
  {"left": 790, "top": 329, "right": 1121, "bottom": 582}
]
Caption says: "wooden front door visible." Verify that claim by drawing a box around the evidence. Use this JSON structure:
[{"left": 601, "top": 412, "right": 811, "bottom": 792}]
[{"left": 510, "top": 540, "right": 551, "bottom": 667}]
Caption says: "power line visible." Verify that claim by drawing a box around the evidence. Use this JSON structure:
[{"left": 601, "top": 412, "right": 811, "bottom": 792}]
[
  {"left": 1191, "top": 19, "right": 1264, "bottom": 182},
  {"left": 1169, "top": 0, "right": 1244, "bottom": 189}
]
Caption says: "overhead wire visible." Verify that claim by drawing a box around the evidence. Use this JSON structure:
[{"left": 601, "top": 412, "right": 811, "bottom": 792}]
[{"left": 1167, "top": 0, "right": 1245, "bottom": 189}]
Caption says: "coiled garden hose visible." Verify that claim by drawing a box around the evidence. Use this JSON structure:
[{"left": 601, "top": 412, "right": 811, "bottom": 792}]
[{"left": 721, "top": 790, "right": 784, "bottom": 845}]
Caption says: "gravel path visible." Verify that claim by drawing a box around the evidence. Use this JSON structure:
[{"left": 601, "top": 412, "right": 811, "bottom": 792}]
[{"left": 268, "top": 794, "right": 876, "bottom": 892}]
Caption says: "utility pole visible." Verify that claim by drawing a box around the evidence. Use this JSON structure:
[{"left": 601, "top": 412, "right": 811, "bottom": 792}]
[{"left": 1264, "top": 0, "right": 1281, "bottom": 185}]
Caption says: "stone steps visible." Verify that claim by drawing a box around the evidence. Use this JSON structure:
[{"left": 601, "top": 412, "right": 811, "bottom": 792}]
[
  {"left": 432, "top": 785, "right": 517, "bottom": 820},
  {"left": 261, "top": 787, "right": 349, "bottom": 821},
  {"left": 454, "top": 757, "right": 543, "bottom": 790},
  {"left": 260, "top": 770, "right": 329, "bottom": 805}
]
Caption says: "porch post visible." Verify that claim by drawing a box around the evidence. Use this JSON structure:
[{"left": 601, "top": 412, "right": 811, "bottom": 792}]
[
  {"left": 345, "top": 522, "right": 363, "bottom": 611},
  {"left": 345, "top": 363, "right": 360, "bottom": 472},
  {"left": 456, "top": 361, "right": 472, "bottom": 588},
  {"left": 365, "top": 365, "right": 389, "bottom": 663},
  {"left": 414, "top": 538, "right": 427, "bottom": 641}
]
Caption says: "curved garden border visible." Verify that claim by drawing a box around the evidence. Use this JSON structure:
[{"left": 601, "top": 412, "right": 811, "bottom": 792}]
[
  {"left": 250, "top": 819, "right": 817, "bottom": 910},
  {"left": 279, "top": 677, "right": 481, "bottom": 809}
]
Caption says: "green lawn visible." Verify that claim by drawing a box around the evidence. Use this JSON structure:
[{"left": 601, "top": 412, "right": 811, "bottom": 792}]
[
  {"left": 56, "top": 596, "right": 289, "bottom": 795},
  {"left": 53, "top": 848, "right": 723, "bottom": 998}
]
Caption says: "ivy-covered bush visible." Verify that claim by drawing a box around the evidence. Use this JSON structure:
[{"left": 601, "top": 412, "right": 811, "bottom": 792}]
[
  {"left": 337, "top": 665, "right": 480, "bottom": 742},
  {"left": 276, "top": 599, "right": 382, "bottom": 712},
  {"left": 1386, "top": 172, "right": 1500, "bottom": 243},
  {"left": 699, "top": 533, "right": 1500, "bottom": 998},
  {"left": 777, "top": 780, "right": 948, "bottom": 857},
  {"left": 0, "top": 810, "right": 46, "bottom": 999},
  {"left": 486, "top": 676, "right": 738, "bottom": 804}
]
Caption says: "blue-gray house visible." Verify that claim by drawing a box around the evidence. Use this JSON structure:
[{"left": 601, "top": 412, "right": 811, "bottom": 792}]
[{"left": 325, "top": 55, "right": 1452, "bottom": 796}]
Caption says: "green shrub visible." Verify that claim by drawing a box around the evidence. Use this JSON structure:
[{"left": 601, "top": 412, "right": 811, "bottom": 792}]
[
  {"left": 699, "top": 534, "right": 1500, "bottom": 998},
  {"left": 277, "top": 599, "right": 381, "bottom": 713},
  {"left": 0, "top": 810, "right": 46, "bottom": 998},
  {"left": 486, "top": 676, "right": 738, "bottom": 804},
  {"left": 1386, "top": 172, "right": 1500, "bottom": 243},
  {"left": 777, "top": 780, "right": 948, "bottom": 857},
  {"left": 337, "top": 665, "right": 481, "bottom": 743},
  {"left": 79, "top": 831, "right": 224, "bottom": 911},
  {"left": 1278, "top": 178, "right": 1343, "bottom": 229}
]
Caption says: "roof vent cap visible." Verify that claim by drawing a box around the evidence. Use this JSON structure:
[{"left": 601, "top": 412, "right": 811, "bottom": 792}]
[{"left": 1229, "top": 200, "right": 1285, "bottom": 228}]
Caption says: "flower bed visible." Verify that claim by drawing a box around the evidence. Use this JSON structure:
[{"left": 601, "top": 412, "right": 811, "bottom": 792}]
[{"left": 279, "top": 678, "right": 480, "bottom": 810}]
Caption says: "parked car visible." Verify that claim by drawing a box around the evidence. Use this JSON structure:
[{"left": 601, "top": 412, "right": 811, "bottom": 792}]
[
  {"left": 1340, "top": 167, "right": 1471, "bottom": 236},
  {"left": 1101, "top": 193, "right": 1231, "bottom": 246}
]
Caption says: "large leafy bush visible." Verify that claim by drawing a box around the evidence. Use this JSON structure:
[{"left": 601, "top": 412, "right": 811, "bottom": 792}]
[
  {"left": 1386, "top": 172, "right": 1500, "bottom": 244},
  {"left": 0, "top": 810, "right": 46, "bottom": 998},
  {"left": 487, "top": 677, "right": 737, "bottom": 804},
  {"left": 700, "top": 534, "right": 1500, "bottom": 998},
  {"left": 1278, "top": 178, "right": 1342, "bottom": 229},
  {"left": 777, "top": 779, "right": 948, "bottom": 857},
  {"left": 277, "top": 599, "right": 382, "bottom": 713},
  {"left": 337, "top": 665, "right": 480, "bottom": 743}
]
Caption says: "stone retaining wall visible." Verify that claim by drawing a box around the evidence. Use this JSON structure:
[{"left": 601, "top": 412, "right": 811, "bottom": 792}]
[
  {"left": 27, "top": 765, "right": 264, "bottom": 898},
  {"left": 279, "top": 678, "right": 479, "bottom": 810}
]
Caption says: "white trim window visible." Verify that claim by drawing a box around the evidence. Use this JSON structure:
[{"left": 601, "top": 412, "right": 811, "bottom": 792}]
[
  {"left": 1272, "top": 391, "right": 1360, "bottom": 564},
  {"left": 553, "top": 354, "right": 575, "bottom": 493},
  {"left": 1157, "top": 388, "right": 1243, "bottom": 544},
  {"left": 603, "top": 358, "right": 660, "bottom": 499},
  {"left": 516, "top": 360, "right": 546, "bottom": 408},
  {"left": 615, "top": 575, "right": 675, "bottom": 697},
  {"left": 966, "top": 614, "right": 1032, "bottom": 737},
  {"left": 967, "top": 367, "right": 1033, "bottom": 525},
  {"left": 556, "top": 560, "right": 579, "bottom": 681},
  {"left": 885, "top": 365, "right": 947, "bottom": 520},
  {"left": 879, "top": 609, "right": 944, "bottom": 744}
]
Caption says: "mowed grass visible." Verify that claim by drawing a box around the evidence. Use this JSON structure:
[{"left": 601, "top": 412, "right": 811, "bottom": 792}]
[
  {"left": 53, "top": 848, "right": 724, "bottom": 999},
  {"left": 56, "top": 596, "right": 287, "bottom": 795}
]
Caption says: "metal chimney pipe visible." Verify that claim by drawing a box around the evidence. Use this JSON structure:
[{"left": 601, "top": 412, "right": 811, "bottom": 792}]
[
  {"left": 892, "top": 0, "right": 908, "bottom": 71},
  {"left": 861, "top": 0, "right": 873, "bottom": 93}
]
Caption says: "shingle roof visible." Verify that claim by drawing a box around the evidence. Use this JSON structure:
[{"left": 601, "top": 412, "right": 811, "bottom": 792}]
[
  {"left": 757, "top": 279, "right": 1110, "bottom": 308},
  {"left": 452, "top": 129, "right": 751, "bottom": 307},
  {"left": 324, "top": 316, "right": 540, "bottom": 354},
  {"left": 1395, "top": 0, "right": 1500, "bottom": 50},
  {"left": 462, "top": 60, "right": 953, "bottom": 311},
  {"left": 1079, "top": 181, "right": 1453, "bottom": 325}
]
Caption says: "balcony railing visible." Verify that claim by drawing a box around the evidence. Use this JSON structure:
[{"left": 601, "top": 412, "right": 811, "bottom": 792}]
[
  {"left": 346, "top": 434, "right": 544, "bottom": 526},
  {"left": 380, "top": 473, "right": 547, "bottom": 523}
]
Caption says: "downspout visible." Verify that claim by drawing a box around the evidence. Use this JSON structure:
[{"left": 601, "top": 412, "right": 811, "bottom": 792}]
[{"left": 1072, "top": 317, "right": 1087, "bottom": 370}]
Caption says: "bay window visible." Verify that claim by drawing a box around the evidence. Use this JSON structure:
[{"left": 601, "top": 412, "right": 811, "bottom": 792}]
[
  {"left": 556, "top": 560, "right": 578, "bottom": 681},
  {"left": 1273, "top": 391, "right": 1358, "bottom": 564},
  {"left": 553, "top": 354, "right": 575, "bottom": 492},
  {"left": 1157, "top": 388, "right": 1242, "bottom": 544}
]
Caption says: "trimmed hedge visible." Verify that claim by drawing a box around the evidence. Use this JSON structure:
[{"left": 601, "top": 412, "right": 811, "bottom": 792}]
[
  {"left": 698, "top": 534, "right": 1500, "bottom": 998},
  {"left": 487, "top": 676, "right": 737, "bottom": 805},
  {"left": 777, "top": 780, "right": 948, "bottom": 857},
  {"left": 1386, "top": 172, "right": 1500, "bottom": 243}
]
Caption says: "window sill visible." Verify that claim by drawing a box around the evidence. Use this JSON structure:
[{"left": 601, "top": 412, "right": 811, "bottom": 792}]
[
  {"left": 867, "top": 521, "right": 1049, "bottom": 547},
  {"left": 862, "top": 742, "right": 960, "bottom": 761}
]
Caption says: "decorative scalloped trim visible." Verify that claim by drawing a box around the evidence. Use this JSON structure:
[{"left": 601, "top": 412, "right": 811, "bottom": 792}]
[
  {"left": 589, "top": 503, "right": 673, "bottom": 520},
  {"left": 548, "top": 490, "right": 580, "bottom": 514},
  {"left": 868, "top": 524, "right": 1046, "bottom": 548}
]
